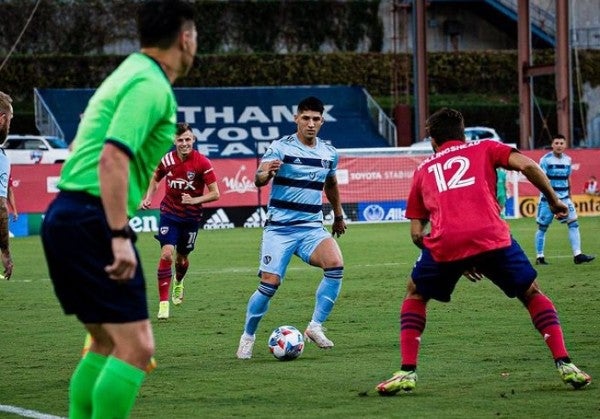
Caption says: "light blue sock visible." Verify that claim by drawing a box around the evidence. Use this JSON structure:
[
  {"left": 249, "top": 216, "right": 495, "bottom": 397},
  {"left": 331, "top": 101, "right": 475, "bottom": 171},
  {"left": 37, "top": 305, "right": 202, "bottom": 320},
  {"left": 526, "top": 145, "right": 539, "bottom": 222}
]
[
  {"left": 568, "top": 221, "right": 582, "bottom": 255},
  {"left": 535, "top": 227, "right": 547, "bottom": 256},
  {"left": 311, "top": 268, "right": 343, "bottom": 324},
  {"left": 244, "top": 282, "right": 277, "bottom": 335}
]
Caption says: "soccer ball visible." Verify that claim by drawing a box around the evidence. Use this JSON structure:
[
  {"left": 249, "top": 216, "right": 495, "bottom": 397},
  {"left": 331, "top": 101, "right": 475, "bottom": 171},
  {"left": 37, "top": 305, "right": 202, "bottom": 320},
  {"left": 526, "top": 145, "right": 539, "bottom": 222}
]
[{"left": 268, "top": 325, "right": 305, "bottom": 361}]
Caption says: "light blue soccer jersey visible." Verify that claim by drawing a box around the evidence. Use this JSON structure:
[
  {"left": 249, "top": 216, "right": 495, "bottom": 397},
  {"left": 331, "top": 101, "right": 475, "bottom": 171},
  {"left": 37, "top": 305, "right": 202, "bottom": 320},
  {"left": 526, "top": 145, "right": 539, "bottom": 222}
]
[
  {"left": 539, "top": 151, "right": 571, "bottom": 200},
  {"left": 0, "top": 150, "right": 10, "bottom": 198},
  {"left": 262, "top": 134, "right": 338, "bottom": 226}
]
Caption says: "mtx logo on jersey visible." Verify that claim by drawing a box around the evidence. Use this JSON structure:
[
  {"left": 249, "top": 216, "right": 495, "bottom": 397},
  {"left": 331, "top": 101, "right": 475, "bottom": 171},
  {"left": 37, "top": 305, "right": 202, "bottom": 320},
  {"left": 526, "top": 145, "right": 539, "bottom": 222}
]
[{"left": 358, "top": 201, "right": 407, "bottom": 222}]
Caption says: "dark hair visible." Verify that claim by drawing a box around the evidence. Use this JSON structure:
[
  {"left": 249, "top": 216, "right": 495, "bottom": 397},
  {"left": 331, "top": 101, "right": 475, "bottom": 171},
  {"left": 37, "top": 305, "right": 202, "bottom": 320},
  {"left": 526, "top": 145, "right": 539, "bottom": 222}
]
[
  {"left": 137, "top": 0, "right": 195, "bottom": 49},
  {"left": 176, "top": 122, "right": 192, "bottom": 136},
  {"left": 425, "top": 107, "right": 464, "bottom": 146},
  {"left": 297, "top": 96, "right": 324, "bottom": 114},
  {"left": 553, "top": 134, "right": 566, "bottom": 141}
]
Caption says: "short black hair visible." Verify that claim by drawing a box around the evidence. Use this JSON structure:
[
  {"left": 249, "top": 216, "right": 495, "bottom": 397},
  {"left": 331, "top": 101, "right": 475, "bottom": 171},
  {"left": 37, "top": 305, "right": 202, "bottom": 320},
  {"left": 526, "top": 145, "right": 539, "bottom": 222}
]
[
  {"left": 297, "top": 96, "right": 324, "bottom": 114},
  {"left": 176, "top": 122, "right": 192, "bottom": 136},
  {"left": 426, "top": 107, "right": 464, "bottom": 146},
  {"left": 553, "top": 134, "right": 566, "bottom": 141},
  {"left": 137, "top": 0, "right": 195, "bottom": 49}
]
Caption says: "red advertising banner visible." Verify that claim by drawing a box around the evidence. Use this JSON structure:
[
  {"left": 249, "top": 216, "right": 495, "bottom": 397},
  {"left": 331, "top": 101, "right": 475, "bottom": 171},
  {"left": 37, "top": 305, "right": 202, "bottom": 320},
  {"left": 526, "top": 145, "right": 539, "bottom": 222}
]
[{"left": 10, "top": 149, "right": 600, "bottom": 213}]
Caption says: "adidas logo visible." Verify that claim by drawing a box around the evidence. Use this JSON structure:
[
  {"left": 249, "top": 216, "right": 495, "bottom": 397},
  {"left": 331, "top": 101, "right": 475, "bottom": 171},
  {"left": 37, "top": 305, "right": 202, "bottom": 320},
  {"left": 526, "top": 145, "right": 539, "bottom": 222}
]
[
  {"left": 203, "top": 209, "right": 235, "bottom": 229},
  {"left": 293, "top": 158, "right": 302, "bottom": 164},
  {"left": 244, "top": 208, "right": 268, "bottom": 228}
]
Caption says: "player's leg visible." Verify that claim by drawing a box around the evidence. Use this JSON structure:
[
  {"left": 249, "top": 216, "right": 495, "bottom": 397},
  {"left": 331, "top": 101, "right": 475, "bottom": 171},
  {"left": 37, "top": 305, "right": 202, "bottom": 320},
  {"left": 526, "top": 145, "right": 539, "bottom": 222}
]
[
  {"left": 303, "top": 229, "right": 344, "bottom": 348},
  {"left": 485, "top": 239, "right": 591, "bottom": 389},
  {"left": 172, "top": 223, "right": 199, "bottom": 305},
  {"left": 237, "top": 226, "right": 294, "bottom": 359},
  {"left": 155, "top": 215, "right": 180, "bottom": 319},
  {"left": 376, "top": 247, "right": 462, "bottom": 395},
  {"left": 535, "top": 200, "right": 553, "bottom": 264},
  {"left": 92, "top": 320, "right": 154, "bottom": 418},
  {"left": 563, "top": 201, "right": 595, "bottom": 264}
]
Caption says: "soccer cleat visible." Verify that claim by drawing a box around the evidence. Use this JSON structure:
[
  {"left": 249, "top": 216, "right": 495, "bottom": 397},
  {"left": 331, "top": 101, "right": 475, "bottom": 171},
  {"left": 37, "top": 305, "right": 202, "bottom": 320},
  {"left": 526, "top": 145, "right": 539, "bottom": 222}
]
[
  {"left": 236, "top": 334, "right": 255, "bottom": 359},
  {"left": 172, "top": 280, "right": 184, "bottom": 305},
  {"left": 574, "top": 253, "right": 595, "bottom": 265},
  {"left": 304, "top": 324, "right": 334, "bottom": 349},
  {"left": 157, "top": 301, "right": 169, "bottom": 320},
  {"left": 376, "top": 370, "right": 417, "bottom": 395},
  {"left": 557, "top": 361, "right": 591, "bottom": 389},
  {"left": 535, "top": 257, "right": 549, "bottom": 265}
]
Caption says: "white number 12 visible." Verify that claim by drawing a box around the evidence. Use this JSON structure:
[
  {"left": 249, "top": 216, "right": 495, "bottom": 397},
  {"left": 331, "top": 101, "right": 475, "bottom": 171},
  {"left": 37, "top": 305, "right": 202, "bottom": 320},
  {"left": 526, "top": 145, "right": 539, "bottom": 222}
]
[{"left": 427, "top": 156, "right": 475, "bottom": 192}]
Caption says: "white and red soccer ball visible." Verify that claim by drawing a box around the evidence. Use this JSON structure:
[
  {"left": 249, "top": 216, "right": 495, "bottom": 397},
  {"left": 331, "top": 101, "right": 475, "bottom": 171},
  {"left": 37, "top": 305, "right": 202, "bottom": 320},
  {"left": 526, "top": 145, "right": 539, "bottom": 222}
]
[{"left": 268, "top": 325, "right": 305, "bottom": 361}]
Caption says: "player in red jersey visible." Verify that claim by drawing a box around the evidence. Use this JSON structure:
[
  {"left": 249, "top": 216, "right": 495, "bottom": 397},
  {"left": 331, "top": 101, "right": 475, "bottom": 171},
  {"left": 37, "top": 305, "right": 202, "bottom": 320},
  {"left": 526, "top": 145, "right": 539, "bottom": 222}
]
[
  {"left": 376, "top": 108, "right": 591, "bottom": 395},
  {"left": 141, "top": 122, "right": 220, "bottom": 319}
]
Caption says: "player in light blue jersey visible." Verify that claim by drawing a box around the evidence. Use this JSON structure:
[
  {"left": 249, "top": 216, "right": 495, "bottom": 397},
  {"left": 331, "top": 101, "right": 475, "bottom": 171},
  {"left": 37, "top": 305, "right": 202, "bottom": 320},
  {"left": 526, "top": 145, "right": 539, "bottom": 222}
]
[
  {"left": 237, "top": 96, "right": 347, "bottom": 359},
  {"left": 535, "top": 134, "right": 594, "bottom": 265}
]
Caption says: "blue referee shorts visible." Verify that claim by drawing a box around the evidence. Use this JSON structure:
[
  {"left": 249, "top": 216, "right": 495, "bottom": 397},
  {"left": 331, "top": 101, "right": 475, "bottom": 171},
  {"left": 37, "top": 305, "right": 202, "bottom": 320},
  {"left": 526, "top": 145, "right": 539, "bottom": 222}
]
[
  {"left": 41, "top": 191, "right": 148, "bottom": 324},
  {"left": 411, "top": 238, "right": 537, "bottom": 302}
]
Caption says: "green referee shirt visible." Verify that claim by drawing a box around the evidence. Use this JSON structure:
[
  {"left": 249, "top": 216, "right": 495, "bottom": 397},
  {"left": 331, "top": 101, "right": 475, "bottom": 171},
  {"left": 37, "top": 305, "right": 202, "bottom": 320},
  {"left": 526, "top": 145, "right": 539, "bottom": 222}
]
[{"left": 58, "top": 52, "right": 177, "bottom": 216}]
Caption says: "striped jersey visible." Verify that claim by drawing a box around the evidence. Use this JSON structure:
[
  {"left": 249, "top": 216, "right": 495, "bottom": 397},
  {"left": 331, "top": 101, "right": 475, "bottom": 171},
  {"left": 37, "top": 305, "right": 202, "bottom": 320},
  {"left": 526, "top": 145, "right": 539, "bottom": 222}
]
[
  {"left": 262, "top": 134, "right": 338, "bottom": 226},
  {"left": 154, "top": 150, "right": 217, "bottom": 222},
  {"left": 538, "top": 151, "right": 571, "bottom": 200}
]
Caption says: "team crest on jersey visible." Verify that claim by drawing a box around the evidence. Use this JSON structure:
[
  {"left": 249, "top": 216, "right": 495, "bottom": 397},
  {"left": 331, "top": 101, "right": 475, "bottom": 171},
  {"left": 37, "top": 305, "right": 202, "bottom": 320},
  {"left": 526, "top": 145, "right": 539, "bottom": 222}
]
[
  {"left": 160, "top": 227, "right": 169, "bottom": 235},
  {"left": 187, "top": 171, "right": 196, "bottom": 181},
  {"left": 321, "top": 160, "right": 331, "bottom": 169}
]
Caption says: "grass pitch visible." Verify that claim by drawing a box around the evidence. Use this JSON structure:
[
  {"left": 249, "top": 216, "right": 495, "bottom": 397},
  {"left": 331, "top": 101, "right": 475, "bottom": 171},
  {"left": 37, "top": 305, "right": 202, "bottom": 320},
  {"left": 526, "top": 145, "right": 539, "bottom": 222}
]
[{"left": 1, "top": 218, "right": 599, "bottom": 418}]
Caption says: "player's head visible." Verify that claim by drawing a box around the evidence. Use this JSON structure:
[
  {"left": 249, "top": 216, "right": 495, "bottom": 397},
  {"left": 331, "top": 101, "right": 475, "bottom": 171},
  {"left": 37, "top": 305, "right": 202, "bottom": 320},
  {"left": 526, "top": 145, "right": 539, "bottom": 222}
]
[
  {"left": 295, "top": 97, "right": 325, "bottom": 142},
  {"left": 551, "top": 134, "right": 567, "bottom": 155},
  {"left": 137, "top": 0, "right": 197, "bottom": 75},
  {"left": 174, "top": 122, "right": 195, "bottom": 158},
  {"left": 0, "top": 91, "right": 13, "bottom": 145},
  {"left": 426, "top": 107, "right": 465, "bottom": 148}
]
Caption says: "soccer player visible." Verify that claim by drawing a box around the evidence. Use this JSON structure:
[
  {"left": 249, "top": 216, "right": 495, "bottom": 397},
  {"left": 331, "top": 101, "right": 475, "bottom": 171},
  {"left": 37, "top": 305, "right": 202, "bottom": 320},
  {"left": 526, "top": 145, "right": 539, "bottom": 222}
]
[
  {"left": 534, "top": 134, "right": 594, "bottom": 265},
  {"left": 236, "top": 96, "right": 347, "bottom": 359},
  {"left": 376, "top": 108, "right": 591, "bottom": 395},
  {"left": 40, "top": 1, "right": 197, "bottom": 417},
  {"left": 141, "top": 122, "right": 220, "bottom": 320},
  {"left": 0, "top": 91, "right": 14, "bottom": 280}
]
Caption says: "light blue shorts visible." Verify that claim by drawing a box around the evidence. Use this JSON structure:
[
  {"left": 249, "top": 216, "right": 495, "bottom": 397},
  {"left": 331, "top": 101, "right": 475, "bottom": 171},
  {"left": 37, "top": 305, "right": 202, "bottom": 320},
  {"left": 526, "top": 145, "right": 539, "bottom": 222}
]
[
  {"left": 536, "top": 197, "right": 577, "bottom": 226},
  {"left": 259, "top": 224, "right": 331, "bottom": 280}
]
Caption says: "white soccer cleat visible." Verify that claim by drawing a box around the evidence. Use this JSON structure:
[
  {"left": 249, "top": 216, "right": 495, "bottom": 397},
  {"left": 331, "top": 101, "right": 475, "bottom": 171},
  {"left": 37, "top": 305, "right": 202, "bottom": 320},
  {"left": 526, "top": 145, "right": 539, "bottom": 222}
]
[
  {"left": 236, "top": 334, "right": 255, "bottom": 359},
  {"left": 304, "top": 323, "right": 334, "bottom": 349},
  {"left": 157, "top": 301, "right": 170, "bottom": 320}
]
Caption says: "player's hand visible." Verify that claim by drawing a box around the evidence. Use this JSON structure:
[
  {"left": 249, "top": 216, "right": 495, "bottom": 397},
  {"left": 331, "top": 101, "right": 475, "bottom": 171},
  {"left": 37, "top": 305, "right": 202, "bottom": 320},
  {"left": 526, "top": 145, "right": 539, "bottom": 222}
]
[
  {"left": 181, "top": 193, "right": 197, "bottom": 205},
  {"left": 331, "top": 217, "right": 347, "bottom": 238},
  {"left": 550, "top": 200, "right": 568, "bottom": 221},
  {"left": 1, "top": 250, "right": 13, "bottom": 280},
  {"left": 10, "top": 213, "right": 18, "bottom": 222},
  {"left": 463, "top": 267, "right": 484, "bottom": 282},
  {"left": 265, "top": 160, "right": 282, "bottom": 177},
  {"left": 140, "top": 198, "right": 152, "bottom": 210},
  {"left": 105, "top": 238, "right": 137, "bottom": 280}
]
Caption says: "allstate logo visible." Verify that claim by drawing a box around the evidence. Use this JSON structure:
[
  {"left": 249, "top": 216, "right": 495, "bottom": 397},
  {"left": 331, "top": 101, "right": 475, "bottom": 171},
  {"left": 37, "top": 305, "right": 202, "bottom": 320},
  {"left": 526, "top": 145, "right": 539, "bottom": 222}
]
[{"left": 363, "top": 204, "right": 385, "bottom": 221}]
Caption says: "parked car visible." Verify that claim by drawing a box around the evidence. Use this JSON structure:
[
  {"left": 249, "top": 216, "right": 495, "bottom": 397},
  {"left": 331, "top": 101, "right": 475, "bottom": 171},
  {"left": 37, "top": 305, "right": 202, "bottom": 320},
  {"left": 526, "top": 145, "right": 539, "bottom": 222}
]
[
  {"left": 1, "top": 135, "right": 70, "bottom": 164},
  {"left": 409, "top": 126, "right": 503, "bottom": 152}
]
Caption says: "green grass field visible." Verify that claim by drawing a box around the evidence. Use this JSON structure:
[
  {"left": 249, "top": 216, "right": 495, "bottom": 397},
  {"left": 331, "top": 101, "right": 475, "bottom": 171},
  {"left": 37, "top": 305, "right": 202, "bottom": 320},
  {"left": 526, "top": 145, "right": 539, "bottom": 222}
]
[{"left": 1, "top": 218, "right": 599, "bottom": 418}]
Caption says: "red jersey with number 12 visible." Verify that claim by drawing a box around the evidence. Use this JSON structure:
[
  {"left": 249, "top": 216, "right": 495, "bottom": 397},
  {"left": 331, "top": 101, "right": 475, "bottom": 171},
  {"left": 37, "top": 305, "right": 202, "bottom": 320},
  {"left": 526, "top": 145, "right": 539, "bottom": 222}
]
[
  {"left": 406, "top": 140, "right": 514, "bottom": 262},
  {"left": 155, "top": 150, "right": 217, "bottom": 222}
]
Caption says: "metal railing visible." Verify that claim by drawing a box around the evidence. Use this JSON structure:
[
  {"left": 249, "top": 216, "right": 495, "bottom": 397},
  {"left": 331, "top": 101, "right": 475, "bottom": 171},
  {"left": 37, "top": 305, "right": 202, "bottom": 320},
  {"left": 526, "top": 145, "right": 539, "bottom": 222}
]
[
  {"left": 34, "top": 88, "right": 65, "bottom": 139},
  {"left": 363, "top": 88, "right": 397, "bottom": 147}
]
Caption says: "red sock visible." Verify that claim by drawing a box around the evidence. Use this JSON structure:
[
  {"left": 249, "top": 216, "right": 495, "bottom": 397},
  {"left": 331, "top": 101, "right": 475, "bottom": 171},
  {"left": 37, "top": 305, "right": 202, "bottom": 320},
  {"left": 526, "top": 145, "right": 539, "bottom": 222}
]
[
  {"left": 157, "top": 258, "right": 172, "bottom": 302},
  {"left": 527, "top": 293, "right": 569, "bottom": 360},
  {"left": 400, "top": 298, "right": 427, "bottom": 367},
  {"left": 175, "top": 259, "right": 189, "bottom": 282}
]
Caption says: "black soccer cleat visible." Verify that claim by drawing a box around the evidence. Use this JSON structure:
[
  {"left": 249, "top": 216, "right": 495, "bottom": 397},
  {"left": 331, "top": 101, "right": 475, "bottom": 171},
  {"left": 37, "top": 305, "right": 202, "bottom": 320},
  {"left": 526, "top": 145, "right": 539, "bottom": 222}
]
[
  {"left": 574, "top": 253, "right": 595, "bottom": 265},
  {"left": 536, "top": 257, "right": 549, "bottom": 265}
]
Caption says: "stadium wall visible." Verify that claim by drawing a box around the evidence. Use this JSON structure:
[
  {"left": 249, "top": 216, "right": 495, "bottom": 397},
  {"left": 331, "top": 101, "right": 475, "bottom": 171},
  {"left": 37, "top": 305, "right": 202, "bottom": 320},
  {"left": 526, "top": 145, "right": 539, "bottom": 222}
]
[{"left": 9, "top": 149, "right": 600, "bottom": 237}]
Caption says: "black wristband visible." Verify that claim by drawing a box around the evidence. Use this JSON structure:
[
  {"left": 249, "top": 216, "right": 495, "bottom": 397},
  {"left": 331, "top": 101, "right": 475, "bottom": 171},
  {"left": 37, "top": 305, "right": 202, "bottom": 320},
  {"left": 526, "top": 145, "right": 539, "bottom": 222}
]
[
  {"left": 334, "top": 215, "right": 344, "bottom": 222},
  {"left": 110, "top": 224, "right": 134, "bottom": 239}
]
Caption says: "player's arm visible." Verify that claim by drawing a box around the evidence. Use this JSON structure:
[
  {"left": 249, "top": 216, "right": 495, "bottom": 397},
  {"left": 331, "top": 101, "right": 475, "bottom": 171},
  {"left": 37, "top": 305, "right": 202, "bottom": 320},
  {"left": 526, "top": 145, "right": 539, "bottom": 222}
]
[
  {"left": 7, "top": 186, "right": 17, "bottom": 221},
  {"left": 324, "top": 175, "right": 346, "bottom": 237},
  {"left": 255, "top": 160, "right": 282, "bottom": 187},
  {"left": 0, "top": 197, "right": 13, "bottom": 279},
  {"left": 506, "top": 151, "right": 568, "bottom": 218},
  {"left": 409, "top": 219, "right": 428, "bottom": 249},
  {"left": 99, "top": 142, "right": 137, "bottom": 281},
  {"left": 141, "top": 172, "right": 161, "bottom": 209}
]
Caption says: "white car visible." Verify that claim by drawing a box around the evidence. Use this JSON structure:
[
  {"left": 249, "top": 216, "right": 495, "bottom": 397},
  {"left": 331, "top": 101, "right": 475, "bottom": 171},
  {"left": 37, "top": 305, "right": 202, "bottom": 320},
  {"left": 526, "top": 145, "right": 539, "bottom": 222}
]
[
  {"left": 409, "top": 126, "right": 503, "bottom": 152},
  {"left": 2, "top": 135, "right": 70, "bottom": 164}
]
